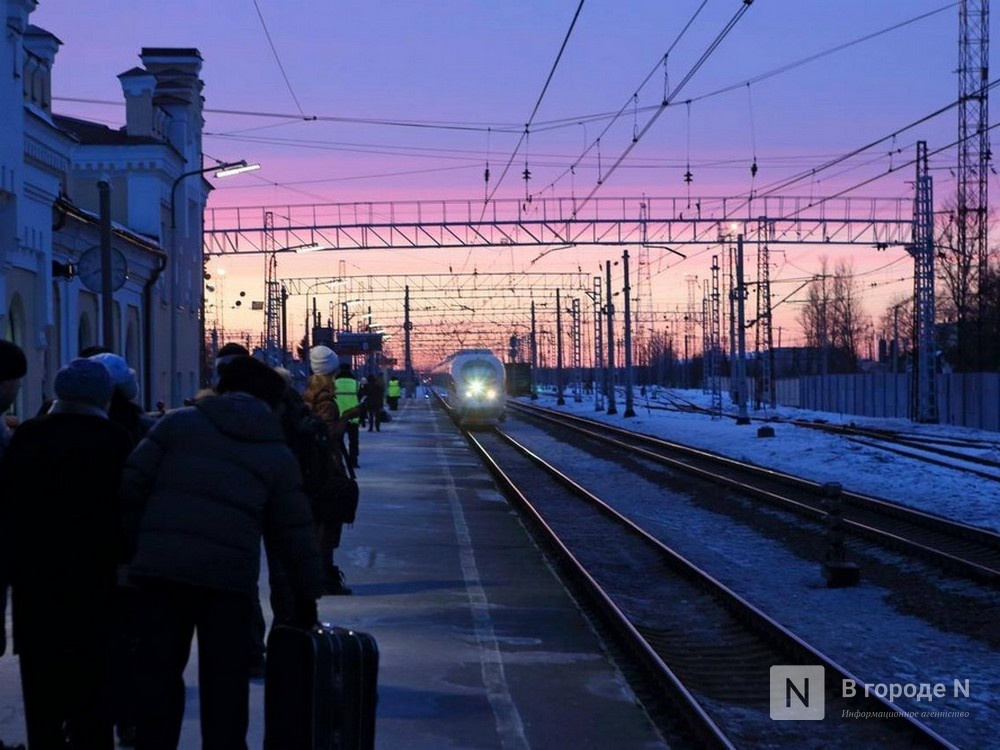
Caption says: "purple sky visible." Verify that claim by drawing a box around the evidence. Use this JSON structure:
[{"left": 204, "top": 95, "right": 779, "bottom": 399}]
[{"left": 30, "top": 1, "right": 990, "bottom": 352}]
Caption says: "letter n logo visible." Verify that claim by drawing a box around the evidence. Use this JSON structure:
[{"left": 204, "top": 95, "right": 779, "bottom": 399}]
[{"left": 770, "top": 665, "right": 825, "bottom": 720}]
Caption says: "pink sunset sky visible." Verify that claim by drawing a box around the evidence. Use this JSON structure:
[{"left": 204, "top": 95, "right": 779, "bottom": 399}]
[{"left": 30, "top": 1, "right": 992, "bottom": 360}]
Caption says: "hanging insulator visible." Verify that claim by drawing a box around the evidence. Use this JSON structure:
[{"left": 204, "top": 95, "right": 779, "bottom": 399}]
[
  {"left": 484, "top": 166, "right": 490, "bottom": 183},
  {"left": 522, "top": 168, "right": 531, "bottom": 182},
  {"left": 750, "top": 160, "right": 758, "bottom": 178},
  {"left": 684, "top": 169, "right": 693, "bottom": 184}
]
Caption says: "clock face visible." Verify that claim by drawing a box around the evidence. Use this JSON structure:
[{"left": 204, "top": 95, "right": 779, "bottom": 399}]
[{"left": 77, "top": 247, "right": 128, "bottom": 293}]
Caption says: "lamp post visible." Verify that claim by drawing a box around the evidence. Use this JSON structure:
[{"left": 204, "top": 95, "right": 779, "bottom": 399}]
[{"left": 169, "top": 159, "right": 259, "bottom": 400}]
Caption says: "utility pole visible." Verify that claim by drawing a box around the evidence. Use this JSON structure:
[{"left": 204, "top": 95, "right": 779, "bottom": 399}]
[
  {"left": 571, "top": 297, "right": 582, "bottom": 402},
  {"left": 556, "top": 288, "right": 565, "bottom": 405},
  {"left": 605, "top": 260, "right": 617, "bottom": 415},
  {"left": 734, "top": 235, "right": 750, "bottom": 424},
  {"left": 404, "top": 285, "right": 414, "bottom": 397},
  {"left": 622, "top": 249, "right": 635, "bottom": 418},
  {"left": 709, "top": 256, "right": 722, "bottom": 418},
  {"left": 98, "top": 177, "right": 114, "bottom": 349},
  {"left": 530, "top": 299, "right": 538, "bottom": 398},
  {"left": 591, "top": 276, "right": 604, "bottom": 411}
]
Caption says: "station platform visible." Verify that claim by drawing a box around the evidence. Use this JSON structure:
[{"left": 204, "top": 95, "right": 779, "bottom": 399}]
[{"left": 0, "top": 393, "right": 667, "bottom": 749}]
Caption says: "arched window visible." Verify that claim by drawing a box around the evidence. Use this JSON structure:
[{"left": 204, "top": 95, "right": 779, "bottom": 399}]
[
  {"left": 4, "top": 294, "right": 27, "bottom": 419},
  {"left": 78, "top": 313, "right": 94, "bottom": 355}
]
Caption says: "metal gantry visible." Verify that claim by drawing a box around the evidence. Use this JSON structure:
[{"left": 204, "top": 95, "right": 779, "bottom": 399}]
[
  {"left": 709, "top": 255, "right": 723, "bottom": 418},
  {"left": 280, "top": 272, "right": 591, "bottom": 371},
  {"left": 591, "top": 275, "right": 605, "bottom": 411},
  {"left": 957, "top": 0, "right": 990, "bottom": 362},
  {"left": 755, "top": 219, "right": 775, "bottom": 408},
  {"left": 570, "top": 296, "right": 583, "bottom": 403},
  {"left": 204, "top": 195, "right": 917, "bottom": 254},
  {"left": 910, "top": 142, "right": 938, "bottom": 423},
  {"left": 262, "top": 211, "right": 284, "bottom": 365},
  {"left": 208, "top": 185, "right": 953, "bottom": 425}
]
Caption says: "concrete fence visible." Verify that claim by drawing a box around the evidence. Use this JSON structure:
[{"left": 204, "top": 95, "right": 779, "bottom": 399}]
[{"left": 771, "top": 373, "right": 1000, "bottom": 432}]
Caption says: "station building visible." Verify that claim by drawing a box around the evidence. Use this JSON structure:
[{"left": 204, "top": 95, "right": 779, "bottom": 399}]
[{"left": 1, "top": 0, "right": 210, "bottom": 419}]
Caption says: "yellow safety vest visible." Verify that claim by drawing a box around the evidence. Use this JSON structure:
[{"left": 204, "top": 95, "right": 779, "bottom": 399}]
[
  {"left": 388, "top": 378, "right": 401, "bottom": 398},
  {"left": 334, "top": 376, "right": 360, "bottom": 423}
]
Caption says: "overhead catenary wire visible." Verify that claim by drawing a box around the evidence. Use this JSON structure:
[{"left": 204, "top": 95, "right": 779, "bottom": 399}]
[
  {"left": 572, "top": 0, "right": 755, "bottom": 214},
  {"left": 51, "top": 5, "right": 965, "bottom": 212},
  {"left": 481, "top": 0, "right": 586, "bottom": 214},
  {"left": 735, "top": 78, "right": 1000, "bottom": 209},
  {"left": 251, "top": 0, "right": 308, "bottom": 119},
  {"left": 48, "top": 4, "right": 957, "bottom": 151},
  {"left": 684, "top": 2, "right": 956, "bottom": 106},
  {"left": 534, "top": 0, "right": 710, "bottom": 201}
]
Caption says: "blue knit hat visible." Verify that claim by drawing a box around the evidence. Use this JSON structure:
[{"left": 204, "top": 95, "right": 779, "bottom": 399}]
[{"left": 54, "top": 358, "right": 114, "bottom": 408}]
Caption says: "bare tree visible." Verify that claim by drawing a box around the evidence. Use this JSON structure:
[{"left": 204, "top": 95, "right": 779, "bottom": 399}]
[
  {"left": 797, "top": 257, "right": 832, "bottom": 351},
  {"left": 878, "top": 294, "right": 912, "bottom": 369},
  {"left": 936, "top": 201, "right": 975, "bottom": 327},
  {"left": 935, "top": 198, "right": 1000, "bottom": 371},
  {"left": 797, "top": 257, "right": 869, "bottom": 372},
  {"left": 829, "top": 260, "right": 869, "bottom": 369}
]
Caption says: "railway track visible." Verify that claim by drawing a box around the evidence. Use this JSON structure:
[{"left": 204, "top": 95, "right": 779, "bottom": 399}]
[
  {"left": 507, "top": 401, "right": 1000, "bottom": 587},
  {"left": 466, "top": 427, "right": 955, "bottom": 749},
  {"left": 787, "top": 420, "right": 1000, "bottom": 482}
]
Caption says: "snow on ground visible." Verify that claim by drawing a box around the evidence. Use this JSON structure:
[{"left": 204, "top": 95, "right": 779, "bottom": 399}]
[
  {"left": 523, "top": 386, "right": 999, "bottom": 534},
  {"left": 507, "top": 387, "right": 998, "bottom": 749}
]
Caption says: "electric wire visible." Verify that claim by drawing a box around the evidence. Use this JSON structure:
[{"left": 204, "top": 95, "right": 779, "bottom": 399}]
[
  {"left": 48, "top": 4, "right": 956, "bottom": 145},
  {"left": 533, "top": 0, "right": 710, "bottom": 202},
  {"left": 746, "top": 80, "right": 1000, "bottom": 215},
  {"left": 481, "top": 0, "right": 586, "bottom": 214},
  {"left": 251, "top": 0, "right": 308, "bottom": 118},
  {"left": 573, "top": 0, "right": 754, "bottom": 213},
  {"left": 685, "top": 3, "right": 956, "bottom": 105}
]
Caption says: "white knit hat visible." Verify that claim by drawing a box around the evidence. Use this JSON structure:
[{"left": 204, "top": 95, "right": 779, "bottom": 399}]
[{"left": 309, "top": 345, "right": 338, "bottom": 376}]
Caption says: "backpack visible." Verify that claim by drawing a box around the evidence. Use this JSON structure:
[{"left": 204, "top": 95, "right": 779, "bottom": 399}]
[{"left": 290, "top": 411, "right": 359, "bottom": 525}]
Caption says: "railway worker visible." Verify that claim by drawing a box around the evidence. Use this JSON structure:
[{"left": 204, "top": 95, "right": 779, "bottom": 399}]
[
  {"left": 0, "top": 358, "right": 133, "bottom": 749},
  {"left": 284, "top": 365, "right": 358, "bottom": 595},
  {"left": 387, "top": 374, "right": 401, "bottom": 410},
  {"left": 119, "top": 355, "right": 324, "bottom": 748},
  {"left": 332, "top": 355, "right": 362, "bottom": 468}
]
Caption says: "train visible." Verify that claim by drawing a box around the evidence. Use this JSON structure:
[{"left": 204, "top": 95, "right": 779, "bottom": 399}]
[{"left": 431, "top": 348, "right": 507, "bottom": 427}]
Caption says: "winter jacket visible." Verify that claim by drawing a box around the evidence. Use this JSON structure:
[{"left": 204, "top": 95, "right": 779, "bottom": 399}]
[
  {"left": 0, "top": 406, "right": 133, "bottom": 653},
  {"left": 119, "top": 392, "right": 323, "bottom": 600},
  {"left": 304, "top": 374, "right": 342, "bottom": 444},
  {"left": 364, "top": 379, "right": 385, "bottom": 413}
]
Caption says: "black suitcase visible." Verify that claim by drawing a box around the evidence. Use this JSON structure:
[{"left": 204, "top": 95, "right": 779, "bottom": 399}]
[{"left": 264, "top": 623, "right": 378, "bottom": 750}]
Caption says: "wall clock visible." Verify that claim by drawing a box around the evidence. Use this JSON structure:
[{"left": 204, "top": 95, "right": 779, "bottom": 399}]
[{"left": 77, "top": 246, "right": 128, "bottom": 293}]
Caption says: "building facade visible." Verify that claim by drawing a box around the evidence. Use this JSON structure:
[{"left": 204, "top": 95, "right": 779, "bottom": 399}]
[{"left": 1, "top": 0, "right": 210, "bottom": 418}]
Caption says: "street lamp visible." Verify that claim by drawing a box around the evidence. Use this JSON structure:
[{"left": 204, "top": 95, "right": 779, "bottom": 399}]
[{"left": 167, "top": 159, "right": 259, "bottom": 399}]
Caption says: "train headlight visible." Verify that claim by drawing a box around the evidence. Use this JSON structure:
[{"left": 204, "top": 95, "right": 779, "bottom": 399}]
[
  {"left": 485, "top": 388, "right": 497, "bottom": 399},
  {"left": 465, "top": 379, "right": 486, "bottom": 398}
]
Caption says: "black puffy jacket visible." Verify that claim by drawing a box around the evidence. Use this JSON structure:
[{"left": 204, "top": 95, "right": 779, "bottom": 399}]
[{"left": 120, "top": 392, "right": 323, "bottom": 599}]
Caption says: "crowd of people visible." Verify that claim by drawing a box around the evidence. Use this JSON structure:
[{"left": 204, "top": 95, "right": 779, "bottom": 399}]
[{"left": 0, "top": 338, "right": 394, "bottom": 749}]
